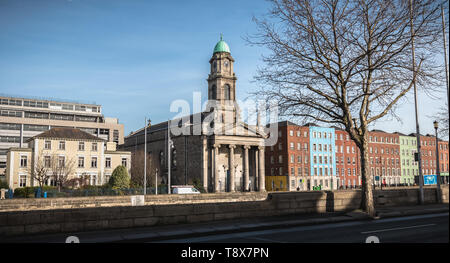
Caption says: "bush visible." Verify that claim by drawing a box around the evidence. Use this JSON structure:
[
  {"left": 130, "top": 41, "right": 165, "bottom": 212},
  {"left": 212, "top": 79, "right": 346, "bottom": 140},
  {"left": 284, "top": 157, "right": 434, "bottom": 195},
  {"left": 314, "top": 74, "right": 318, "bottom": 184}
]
[
  {"left": 192, "top": 178, "right": 206, "bottom": 193},
  {"left": 0, "top": 180, "right": 8, "bottom": 189},
  {"left": 108, "top": 165, "right": 130, "bottom": 189},
  {"left": 13, "top": 186, "right": 58, "bottom": 198}
]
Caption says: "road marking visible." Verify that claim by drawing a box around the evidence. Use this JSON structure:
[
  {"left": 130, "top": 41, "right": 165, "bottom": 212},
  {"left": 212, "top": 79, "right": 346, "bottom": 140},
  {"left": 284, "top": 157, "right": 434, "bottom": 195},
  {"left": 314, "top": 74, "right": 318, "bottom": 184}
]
[
  {"left": 361, "top": 224, "right": 436, "bottom": 234},
  {"left": 250, "top": 236, "right": 286, "bottom": 243}
]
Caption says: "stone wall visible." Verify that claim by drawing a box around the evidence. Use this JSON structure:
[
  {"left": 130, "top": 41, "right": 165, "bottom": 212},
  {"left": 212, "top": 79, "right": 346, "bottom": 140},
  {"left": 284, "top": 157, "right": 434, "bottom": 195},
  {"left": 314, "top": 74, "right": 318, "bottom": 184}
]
[
  {"left": 0, "top": 192, "right": 268, "bottom": 212},
  {"left": 0, "top": 186, "right": 447, "bottom": 237}
]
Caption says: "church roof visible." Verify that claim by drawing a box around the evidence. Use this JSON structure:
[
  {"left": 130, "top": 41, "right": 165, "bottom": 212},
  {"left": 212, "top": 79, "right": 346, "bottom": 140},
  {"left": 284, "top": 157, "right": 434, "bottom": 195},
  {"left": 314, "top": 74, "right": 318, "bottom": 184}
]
[
  {"left": 213, "top": 35, "right": 230, "bottom": 54},
  {"left": 27, "top": 127, "right": 104, "bottom": 142}
]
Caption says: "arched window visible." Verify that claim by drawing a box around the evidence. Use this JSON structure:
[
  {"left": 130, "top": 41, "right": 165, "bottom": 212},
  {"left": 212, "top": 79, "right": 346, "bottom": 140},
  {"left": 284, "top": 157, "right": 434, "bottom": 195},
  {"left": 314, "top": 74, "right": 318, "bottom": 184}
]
[
  {"left": 224, "top": 84, "right": 231, "bottom": 100},
  {"left": 211, "top": 85, "right": 217, "bottom": 100}
]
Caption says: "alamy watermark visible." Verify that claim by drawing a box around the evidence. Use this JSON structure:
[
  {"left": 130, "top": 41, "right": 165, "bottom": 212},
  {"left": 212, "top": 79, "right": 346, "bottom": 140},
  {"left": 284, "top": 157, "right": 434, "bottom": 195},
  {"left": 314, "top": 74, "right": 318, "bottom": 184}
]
[{"left": 167, "top": 92, "right": 279, "bottom": 146}]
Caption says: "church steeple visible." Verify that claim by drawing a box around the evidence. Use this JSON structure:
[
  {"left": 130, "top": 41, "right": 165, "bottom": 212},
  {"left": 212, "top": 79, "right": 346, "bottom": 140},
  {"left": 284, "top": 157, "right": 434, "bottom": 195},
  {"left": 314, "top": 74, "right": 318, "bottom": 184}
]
[{"left": 208, "top": 36, "right": 237, "bottom": 102}]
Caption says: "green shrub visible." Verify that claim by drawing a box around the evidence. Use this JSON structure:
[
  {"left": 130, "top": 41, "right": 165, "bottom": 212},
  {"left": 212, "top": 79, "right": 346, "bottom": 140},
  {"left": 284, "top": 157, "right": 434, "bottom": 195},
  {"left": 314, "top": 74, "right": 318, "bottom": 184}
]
[
  {"left": 192, "top": 178, "right": 206, "bottom": 193},
  {"left": 0, "top": 180, "right": 8, "bottom": 189},
  {"left": 108, "top": 165, "right": 130, "bottom": 189}
]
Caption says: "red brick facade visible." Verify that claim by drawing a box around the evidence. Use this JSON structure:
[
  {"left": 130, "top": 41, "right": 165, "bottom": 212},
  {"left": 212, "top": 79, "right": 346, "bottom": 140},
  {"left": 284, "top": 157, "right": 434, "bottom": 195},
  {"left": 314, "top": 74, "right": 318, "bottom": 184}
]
[
  {"left": 368, "top": 131, "right": 401, "bottom": 186},
  {"left": 335, "top": 129, "right": 360, "bottom": 188}
]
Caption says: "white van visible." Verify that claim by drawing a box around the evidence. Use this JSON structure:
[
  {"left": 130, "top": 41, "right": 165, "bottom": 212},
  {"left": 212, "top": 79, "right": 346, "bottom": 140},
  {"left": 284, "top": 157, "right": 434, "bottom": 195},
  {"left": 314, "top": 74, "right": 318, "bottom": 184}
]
[{"left": 171, "top": 185, "right": 201, "bottom": 194}]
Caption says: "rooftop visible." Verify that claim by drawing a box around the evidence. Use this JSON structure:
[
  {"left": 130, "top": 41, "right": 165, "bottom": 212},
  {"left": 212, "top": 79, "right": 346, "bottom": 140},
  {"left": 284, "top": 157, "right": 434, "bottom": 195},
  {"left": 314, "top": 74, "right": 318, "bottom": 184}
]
[{"left": 27, "top": 127, "right": 105, "bottom": 142}]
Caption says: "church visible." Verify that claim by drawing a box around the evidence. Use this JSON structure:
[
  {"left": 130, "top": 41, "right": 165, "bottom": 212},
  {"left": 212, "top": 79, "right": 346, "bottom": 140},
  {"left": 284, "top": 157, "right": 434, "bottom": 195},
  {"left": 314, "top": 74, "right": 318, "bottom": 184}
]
[{"left": 122, "top": 38, "right": 267, "bottom": 193}]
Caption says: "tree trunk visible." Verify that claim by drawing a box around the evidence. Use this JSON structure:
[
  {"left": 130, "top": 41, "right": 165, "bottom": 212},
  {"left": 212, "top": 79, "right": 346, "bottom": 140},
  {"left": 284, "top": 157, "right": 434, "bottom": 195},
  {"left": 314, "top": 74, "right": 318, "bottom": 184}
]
[{"left": 359, "top": 134, "right": 376, "bottom": 217}]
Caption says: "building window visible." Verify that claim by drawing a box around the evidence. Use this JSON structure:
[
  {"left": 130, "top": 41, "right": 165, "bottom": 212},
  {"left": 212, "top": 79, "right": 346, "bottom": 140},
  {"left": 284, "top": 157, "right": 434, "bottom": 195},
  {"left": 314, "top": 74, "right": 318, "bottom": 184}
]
[
  {"left": 20, "top": 156, "right": 28, "bottom": 167},
  {"left": 290, "top": 142, "right": 294, "bottom": 150},
  {"left": 224, "top": 84, "right": 231, "bottom": 100},
  {"left": 59, "top": 141, "right": 65, "bottom": 150},
  {"left": 279, "top": 155, "right": 283, "bottom": 164},
  {"left": 290, "top": 130, "right": 293, "bottom": 136},
  {"left": 105, "top": 157, "right": 111, "bottom": 168},
  {"left": 58, "top": 156, "right": 65, "bottom": 168},
  {"left": 290, "top": 154, "right": 294, "bottom": 163},
  {"left": 79, "top": 142, "right": 85, "bottom": 151},
  {"left": 44, "top": 140, "right": 51, "bottom": 150},
  {"left": 122, "top": 158, "right": 127, "bottom": 167},
  {"left": 44, "top": 156, "right": 51, "bottom": 168},
  {"left": 91, "top": 157, "right": 97, "bottom": 168},
  {"left": 19, "top": 175, "right": 27, "bottom": 187},
  {"left": 92, "top": 143, "right": 98, "bottom": 152},
  {"left": 78, "top": 157, "right": 84, "bottom": 168}
]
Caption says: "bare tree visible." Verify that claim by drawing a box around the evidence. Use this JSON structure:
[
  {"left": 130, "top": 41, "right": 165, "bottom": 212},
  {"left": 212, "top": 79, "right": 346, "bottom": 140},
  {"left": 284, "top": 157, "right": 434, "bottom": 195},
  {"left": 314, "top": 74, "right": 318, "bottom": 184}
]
[
  {"left": 248, "top": 0, "right": 444, "bottom": 216},
  {"left": 50, "top": 154, "right": 77, "bottom": 192},
  {"left": 435, "top": 103, "right": 449, "bottom": 137},
  {"left": 130, "top": 150, "right": 158, "bottom": 188},
  {"left": 28, "top": 150, "right": 51, "bottom": 191}
]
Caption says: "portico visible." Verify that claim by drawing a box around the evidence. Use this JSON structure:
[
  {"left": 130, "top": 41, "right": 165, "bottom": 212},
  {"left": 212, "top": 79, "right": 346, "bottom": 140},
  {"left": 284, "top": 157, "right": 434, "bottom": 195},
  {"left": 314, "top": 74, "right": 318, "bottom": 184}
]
[{"left": 207, "top": 140, "right": 265, "bottom": 193}]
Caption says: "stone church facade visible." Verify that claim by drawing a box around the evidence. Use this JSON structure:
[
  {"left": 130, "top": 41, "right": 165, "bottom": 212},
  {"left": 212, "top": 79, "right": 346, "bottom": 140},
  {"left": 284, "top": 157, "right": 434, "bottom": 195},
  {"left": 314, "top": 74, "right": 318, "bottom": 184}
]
[{"left": 122, "top": 38, "right": 266, "bottom": 192}]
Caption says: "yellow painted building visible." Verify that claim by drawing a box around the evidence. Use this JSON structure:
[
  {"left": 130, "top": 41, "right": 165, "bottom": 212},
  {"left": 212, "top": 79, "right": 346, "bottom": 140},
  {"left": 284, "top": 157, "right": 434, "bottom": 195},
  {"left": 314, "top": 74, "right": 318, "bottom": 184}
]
[
  {"left": 265, "top": 175, "right": 288, "bottom": 191},
  {"left": 6, "top": 127, "right": 130, "bottom": 190}
]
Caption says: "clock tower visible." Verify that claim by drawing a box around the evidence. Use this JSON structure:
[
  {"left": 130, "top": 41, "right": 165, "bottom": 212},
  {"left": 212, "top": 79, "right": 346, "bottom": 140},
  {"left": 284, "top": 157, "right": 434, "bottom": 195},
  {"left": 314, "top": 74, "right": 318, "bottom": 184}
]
[
  {"left": 207, "top": 36, "right": 239, "bottom": 128},
  {"left": 207, "top": 35, "right": 237, "bottom": 103}
]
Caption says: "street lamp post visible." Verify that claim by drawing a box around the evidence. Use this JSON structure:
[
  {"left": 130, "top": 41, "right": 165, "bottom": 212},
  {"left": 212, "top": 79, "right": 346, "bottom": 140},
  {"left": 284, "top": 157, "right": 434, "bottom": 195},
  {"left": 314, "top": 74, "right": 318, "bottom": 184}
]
[
  {"left": 144, "top": 117, "right": 149, "bottom": 195},
  {"left": 409, "top": 0, "right": 425, "bottom": 204},
  {"left": 434, "top": 121, "right": 442, "bottom": 203},
  {"left": 155, "top": 168, "right": 158, "bottom": 195}
]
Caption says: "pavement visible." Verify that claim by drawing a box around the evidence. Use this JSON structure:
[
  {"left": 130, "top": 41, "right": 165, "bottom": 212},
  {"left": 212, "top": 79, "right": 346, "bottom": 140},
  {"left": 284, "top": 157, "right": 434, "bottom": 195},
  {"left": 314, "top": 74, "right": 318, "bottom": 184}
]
[{"left": 1, "top": 203, "right": 448, "bottom": 243}]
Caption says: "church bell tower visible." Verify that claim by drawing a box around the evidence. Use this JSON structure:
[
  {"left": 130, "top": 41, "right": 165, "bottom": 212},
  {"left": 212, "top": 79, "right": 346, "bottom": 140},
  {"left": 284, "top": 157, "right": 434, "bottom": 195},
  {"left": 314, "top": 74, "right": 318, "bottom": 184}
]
[
  {"left": 207, "top": 35, "right": 237, "bottom": 103},
  {"left": 207, "top": 35, "right": 239, "bottom": 128}
]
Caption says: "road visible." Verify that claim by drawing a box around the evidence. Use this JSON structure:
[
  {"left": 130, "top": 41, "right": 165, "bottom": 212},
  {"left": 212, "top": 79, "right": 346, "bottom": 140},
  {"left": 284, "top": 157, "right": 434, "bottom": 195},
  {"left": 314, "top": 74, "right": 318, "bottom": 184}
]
[{"left": 155, "top": 213, "right": 449, "bottom": 243}]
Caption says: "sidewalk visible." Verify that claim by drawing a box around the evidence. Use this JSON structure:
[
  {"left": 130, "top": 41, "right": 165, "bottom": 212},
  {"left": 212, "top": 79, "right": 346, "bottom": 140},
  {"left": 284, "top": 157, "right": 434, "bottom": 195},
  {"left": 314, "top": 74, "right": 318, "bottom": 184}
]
[{"left": 1, "top": 203, "right": 448, "bottom": 243}]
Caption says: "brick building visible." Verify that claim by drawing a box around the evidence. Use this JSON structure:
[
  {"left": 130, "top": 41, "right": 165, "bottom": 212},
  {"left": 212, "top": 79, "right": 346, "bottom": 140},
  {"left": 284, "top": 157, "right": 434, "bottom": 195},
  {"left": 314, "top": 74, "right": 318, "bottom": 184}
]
[
  {"left": 438, "top": 140, "right": 449, "bottom": 183},
  {"left": 334, "top": 128, "right": 360, "bottom": 189},
  {"left": 367, "top": 130, "right": 401, "bottom": 187},
  {"left": 265, "top": 121, "right": 310, "bottom": 191}
]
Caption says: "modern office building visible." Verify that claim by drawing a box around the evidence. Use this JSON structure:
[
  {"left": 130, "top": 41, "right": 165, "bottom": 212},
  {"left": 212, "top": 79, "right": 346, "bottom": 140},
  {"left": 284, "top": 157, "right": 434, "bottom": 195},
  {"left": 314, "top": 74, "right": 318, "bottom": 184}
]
[
  {"left": 6, "top": 127, "right": 130, "bottom": 190},
  {"left": 0, "top": 95, "right": 125, "bottom": 177}
]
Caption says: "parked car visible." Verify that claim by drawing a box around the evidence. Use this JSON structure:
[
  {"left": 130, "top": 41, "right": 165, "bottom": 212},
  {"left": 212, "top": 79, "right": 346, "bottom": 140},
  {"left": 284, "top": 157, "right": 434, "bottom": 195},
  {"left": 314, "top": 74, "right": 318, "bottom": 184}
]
[{"left": 171, "top": 185, "right": 200, "bottom": 194}]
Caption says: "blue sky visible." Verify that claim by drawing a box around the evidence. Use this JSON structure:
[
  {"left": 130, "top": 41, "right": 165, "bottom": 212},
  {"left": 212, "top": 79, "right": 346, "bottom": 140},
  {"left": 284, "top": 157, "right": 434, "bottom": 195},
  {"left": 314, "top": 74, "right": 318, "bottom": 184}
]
[{"left": 0, "top": 0, "right": 448, "bottom": 137}]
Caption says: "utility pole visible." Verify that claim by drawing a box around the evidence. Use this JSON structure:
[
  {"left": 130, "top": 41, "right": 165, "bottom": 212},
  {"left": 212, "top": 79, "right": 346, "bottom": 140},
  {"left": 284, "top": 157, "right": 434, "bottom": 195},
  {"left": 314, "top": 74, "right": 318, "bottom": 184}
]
[
  {"left": 410, "top": 0, "right": 425, "bottom": 204},
  {"left": 155, "top": 168, "right": 158, "bottom": 195},
  {"left": 167, "top": 120, "right": 172, "bottom": 194},
  {"left": 434, "top": 121, "right": 442, "bottom": 203},
  {"left": 144, "top": 117, "right": 148, "bottom": 195},
  {"left": 442, "top": 4, "right": 449, "bottom": 115}
]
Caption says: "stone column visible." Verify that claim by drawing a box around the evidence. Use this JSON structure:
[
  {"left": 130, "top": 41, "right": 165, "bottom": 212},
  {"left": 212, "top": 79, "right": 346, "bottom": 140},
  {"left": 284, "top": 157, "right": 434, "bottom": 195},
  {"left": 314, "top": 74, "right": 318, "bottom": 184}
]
[
  {"left": 258, "top": 146, "right": 266, "bottom": 192},
  {"left": 202, "top": 136, "right": 208, "bottom": 192},
  {"left": 214, "top": 144, "right": 221, "bottom": 192},
  {"left": 255, "top": 148, "right": 259, "bottom": 191},
  {"left": 244, "top": 145, "right": 250, "bottom": 191},
  {"left": 229, "top": 144, "right": 236, "bottom": 192}
]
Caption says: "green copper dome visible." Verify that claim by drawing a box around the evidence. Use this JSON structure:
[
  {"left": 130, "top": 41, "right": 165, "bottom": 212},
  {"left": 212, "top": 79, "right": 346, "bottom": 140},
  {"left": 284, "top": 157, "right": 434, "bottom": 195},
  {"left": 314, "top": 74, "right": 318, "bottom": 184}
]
[{"left": 213, "top": 35, "right": 230, "bottom": 54}]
